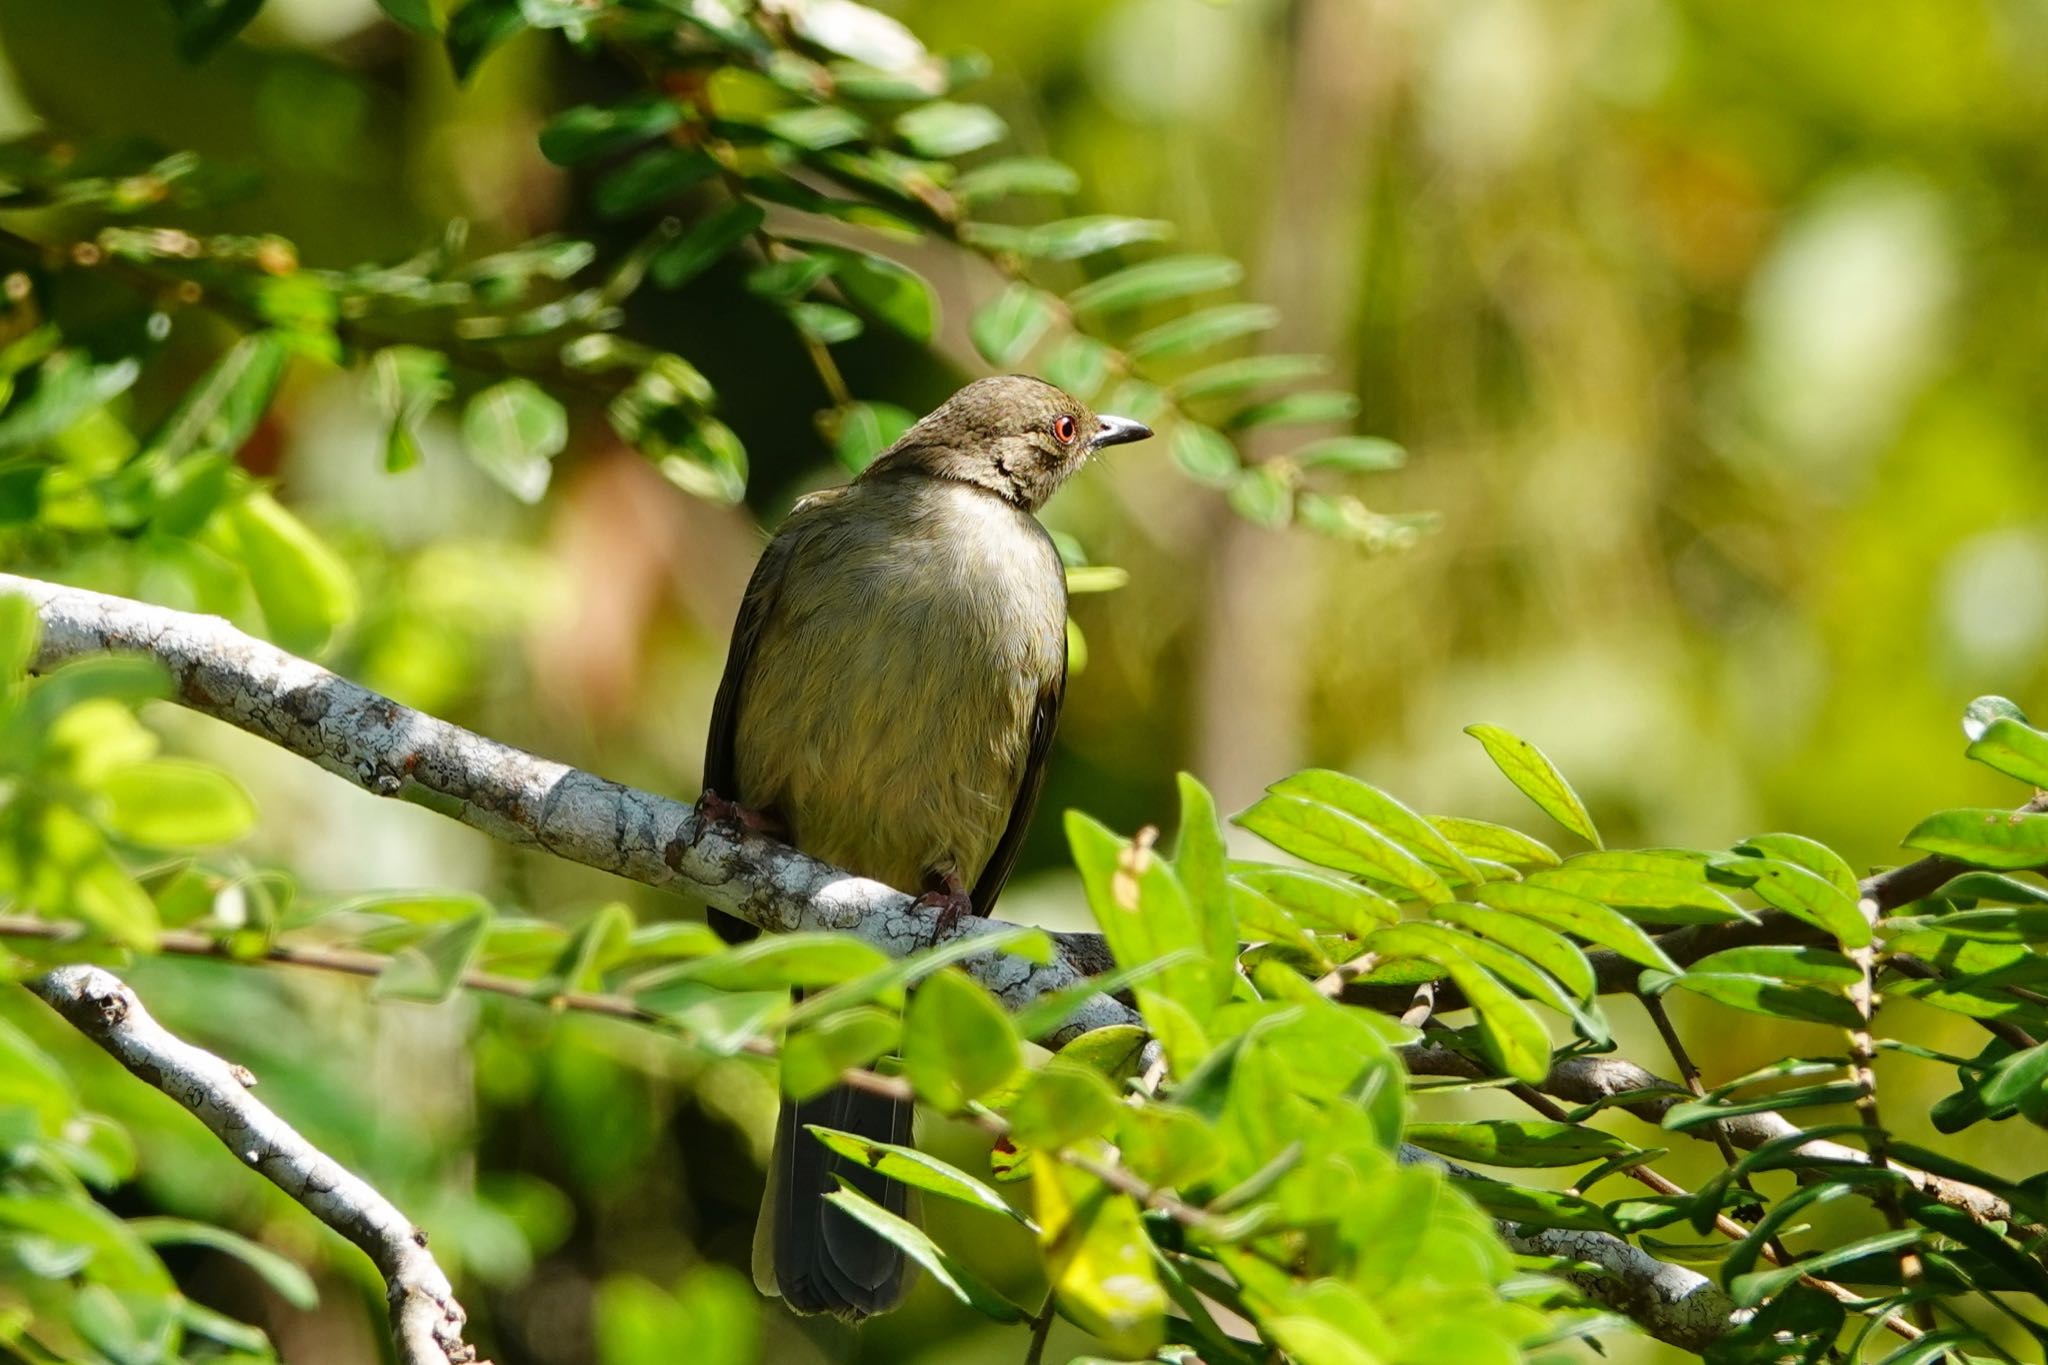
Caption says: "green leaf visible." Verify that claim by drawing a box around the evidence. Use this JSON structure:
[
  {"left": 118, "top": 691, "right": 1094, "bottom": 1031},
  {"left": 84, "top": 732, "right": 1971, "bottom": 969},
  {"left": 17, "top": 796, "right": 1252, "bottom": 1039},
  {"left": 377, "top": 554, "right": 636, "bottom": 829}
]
[
  {"left": 1904, "top": 808, "right": 2048, "bottom": 870},
  {"left": 374, "top": 908, "right": 492, "bottom": 1003},
  {"left": 1174, "top": 353, "right": 1329, "bottom": 401},
  {"left": 1234, "top": 793, "right": 1452, "bottom": 903},
  {"left": 823, "top": 1184, "right": 1025, "bottom": 1320},
  {"left": 764, "top": 105, "right": 867, "bottom": 150},
  {"left": 1455, "top": 1180, "right": 1618, "bottom": 1233},
  {"left": 165, "top": 0, "right": 262, "bottom": 59},
  {"left": 1228, "top": 865, "right": 1398, "bottom": 936},
  {"left": 1270, "top": 769, "right": 1482, "bottom": 885},
  {"left": 375, "top": 0, "right": 438, "bottom": 34},
  {"left": 370, "top": 345, "right": 451, "bottom": 474},
  {"left": 895, "top": 101, "right": 1007, "bottom": 157},
  {"left": 595, "top": 146, "right": 718, "bottom": 218},
  {"left": 1171, "top": 774, "right": 1240, "bottom": 1008},
  {"left": 833, "top": 401, "right": 916, "bottom": 474},
  {"left": 0, "top": 592, "right": 37, "bottom": 686},
  {"left": 1977, "top": 1040, "right": 2048, "bottom": 1109},
  {"left": 648, "top": 932, "right": 891, "bottom": 993},
  {"left": 780, "top": 923, "right": 1051, "bottom": 1028},
  {"left": 903, "top": 969, "right": 1021, "bottom": 1111},
  {"left": 540, "top": 96, "right": 682, "bottom": 166},
  {"left": 650, "top": 202, "right": 766, "bottom": 290},
  {"left": 131, "top": 1216, "right": 317, "bottom": 1309},
  {"left": 798, "top": 245, "right": 934, "bottom": 341},
  {"left": 1431, "top": 903, "right": 1595, "bottom": 1001},
  {"left": 1068, "top": 812, "right": 1223, "bottom": 1054},
  {"left": 1526, "top": 865, "right": 1751, "bottom": 925},
  {"left": 1472, "top": 881, "right": 1678, "bottom": 973},
  {"left": 1464, "top": 724, "right": 1603, "bottom": 848},
  {"left": 1033, "top": 1153, "right": 1167, "bottom": 1355},
  {"left": 992, "top": 215, "right": 1175, "bottom": 261},
  {"left": 1065, "top": 565, "right": 1128, "bottom": 594},
  {"left": 779, "top": 1008, "right": 899, "bottom": 1100},
  {"left": 100, "top": 759, "right": 255, "bottom": 848},
  {"left": 1226, "top": 464, "right": 1292, "bottom": 528},
  {"left": 952, "top": 157, "right": 1078, "bottom": 207},
  {"left": 806, "top": 1127, "right": 1030, "bottom": 1225},
  {"left": 970, "top": 283, "right": 1056, "bottom": 366},
  {"left": 1170, "top": 422, "right": 1239, "bottom": 486},
  {"left": 150, "top": 333, "right": 288, "bottom": 460},
  {"left": 1406, "top": 1121, "right": 1634, "bottom": 1168},
  {"left": 1067, "top": 255, "right": 1243, "bottom": 317},
  {"left": 1006, "top": 1061, "right": 1122, "bottom": 1149},
  {"left": 1685, "top": 945, "right": 1860, "bottom": 985},
  {"left": 462, "top": 378, "right": 567, "bottom": 503},
  {"left": 0, "top": 351, "right": 141, "bottom": 453},
  {"left": 536, "top": 902, "right": 633, "bottom": 998},
  {"left": 1659, "top": 968, "right": 1861, "bottom": 1028},
  {"left": 445, "top": 0, "right": 525, "bottom": 80},
  {"left": 225, "top": 492, "right": 359, "bottom": 655},
  {"left": 790, "top": 302, "right": 862, "bottom": 344},
  {"left": 1292, "top": 435, "right": 1406, "bottom": 472},
  {"left": 653, "top": 417, "right": 749, "bottom": 506},
  {"left": 1123, "top": 304, "right": 1278, "bottom": 364},
  {"left": 1729, "top": 1228, "right": 1924, "bottom": 1307},
  {"left": 1430, "top": 816, "right": 1560, "bottom": 870},
  {"left": 1712, "top": 855, "right": 1870, "bottom": 947},
  {"left": 1040, "top": 334, "right": 1115, "bottom": 402},
  {"left": 1228, "top": 388, "right": 1359, "bottom": 431},
  {"left": 1965, "top": 715, "right": 2048, "bottom": 790},
  {"left": 1368, "top": 924, "right": 1551, "bottom": 1081}
]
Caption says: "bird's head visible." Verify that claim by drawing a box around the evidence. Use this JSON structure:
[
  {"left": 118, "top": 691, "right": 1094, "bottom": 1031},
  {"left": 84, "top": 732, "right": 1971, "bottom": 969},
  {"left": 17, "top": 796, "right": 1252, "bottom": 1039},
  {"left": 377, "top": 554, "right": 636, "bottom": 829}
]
[{"left": 860, "top": 375, "right": 1152, "bottom": 511}]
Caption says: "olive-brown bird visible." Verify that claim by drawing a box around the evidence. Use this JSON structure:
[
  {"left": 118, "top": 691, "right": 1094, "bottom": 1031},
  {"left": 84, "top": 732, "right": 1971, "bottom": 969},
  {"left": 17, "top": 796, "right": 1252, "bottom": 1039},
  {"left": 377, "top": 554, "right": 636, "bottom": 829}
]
[{"left": 701, "top": 375, "right": 1152, "bottom": 1318}]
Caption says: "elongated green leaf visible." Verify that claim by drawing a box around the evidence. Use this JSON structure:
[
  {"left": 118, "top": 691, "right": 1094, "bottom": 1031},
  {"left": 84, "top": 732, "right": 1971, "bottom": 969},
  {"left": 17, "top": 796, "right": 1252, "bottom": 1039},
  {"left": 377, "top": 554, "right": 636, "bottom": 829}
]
[
  {"left": 968, "top": 216, "right": 1174, "bottom": 261},
  {"left": 1068, "top": 255, "right": 1242, "bottom": 316},
  {"left": 802, "top": 243, "right": 935, "bottom": 341},
  {"left": 1228, "top": 389, "right": 1358, "bottom": 431},
  {"left": 650, "top": 932, "right": 891, "bottom": 993},
  {"left": 650, "top": 202, "right": 767, "bottom": 290},
  {"left": 1271, "top": 769, "right": 1481, "bottom": 884},
  {"left": 1734, "top": 833, "right": 1864, "bottom": 904},
  {"left": 1685, "top": 945, "right": 1861, "bottom": 986},
  {"left": 1473, "top": 882, "right": 1679, "bottom": 973},
  {"left": 1407, "top": 1121, "right": 1633, "bottom": 1168},
  {"left": 1174, "top": 353, "right": 1329, "bottom": 401},
  {"left": 1291, "top": 435, "right": 1406, "bottom": 472},
  {"left": 1903, "top": 809, "right": 2048, "bottom": 870},
  {"left": 1172, "top": 773, "right": 1240, "bottom": 1009},
  {"left": 225, "top": 492, "right": 359, "bottom": 655},
  {"left": 903, "top": 969, "right": 1021, "bottom": 1111},
  {"left": 536, "top": 902, "right": 633, "bottom": 998},
  {"left": 445, "top": 0, "right": 525, "bottom": 80},
  {"left": 1033, "top": 1152, "right": 1166, "bottom": 1354},
  {"left": 1966, "top": 715, "right": 2048, "bottom": 790},
  {"left": 1664, "top": 1080, "right": 1866, "bottom": 1131},
  {"left": 1170, "top": 422, "right": 1239, "bottom": 486},
  {"left": 1661, "top": 970, "right": 1860, "bottom": 1028},
  {"left": 151, "top": 333, "right": 288, "bottom": 460},
  {"left": 595, "top": 146, "right": 717, "bottom": 218},
  {"left": 805, "top": 1128, "right": 1029, "bottom": 1225},
  {"left": 1729, "top": 1228, "right": 1924, "bottom": 1307},
  {"left": 1005, "top": 1061, "right": 1122, "bottom": 1150},
  {"left": 374, "top": 908, "right": 492, "bottom": 1003},
  {"left": 1126, "top": 303, "right": 1279, "bottom": 361},
  {"left": 1431, "top": 816, "right": 1560, "bottom": 870},
  {"left": 1227, "top": 464, "right": 1292, "bottom": 528},
  {"left": 952, "top": 157, "right": 1079, "bottom": 207},
  {"left": 1068, "top": 811, "right": 1223, "bottom": 1048},
  {"left": 1234, "top": 794, "right": 1451, "bottom": 903},
  {"left": 1368, "top": 924, "right": 1551, "bottom": 1082},
  {"left": 896, "top": 101, "right": 1006, "bottom": 157},
  {"left": 1977, "top": 1040, "right": 2048, "bottom": 1109},
  {"left": 832, "top": 400, "right": 916, "bottom": 474},
  {"left": 130, "top": 1217, "right": 317, "bottom": 1309},
  {"left": 1455, "top": 1180, "right": 1618, "bottom": 1233},
  {"left": 1431, "top": 903, "right": 1594, "bottom": 1001},
  {"left": 1228, "top": 865, "right": 1398, "bottom": 936},
  {"left": 462, "top": 379, "right": 567, "bottom": 503},
  {"left": 823, "top": 1184, "right": 1025, "bottom": 1320},
  {"left": 100, "top": 759, "right": 254, "bottom": 848},
  {"left": 1465, "top": 724, "right": 1603, "bottom": 848},
  {"left": 539, "top": 96, "right": 682, "bottom": 166},
  {"left": 780, "top": 1008, "right": 899, "bottom": 1100},
  {"left": 1040, "top": 334, "right": 1114, "bottom": 402},
  {"left": 764, "top": 105, "right": 867, "bottom": 150},
  {"left": 970, "top": 283, "right": 1056, "bottom": 366},
  {"left": 1526, "top": 865, "right": 1750, "bottom": 925},
  {"left": 1712, "top": 855, "right": 1870, "bottom": 947}
]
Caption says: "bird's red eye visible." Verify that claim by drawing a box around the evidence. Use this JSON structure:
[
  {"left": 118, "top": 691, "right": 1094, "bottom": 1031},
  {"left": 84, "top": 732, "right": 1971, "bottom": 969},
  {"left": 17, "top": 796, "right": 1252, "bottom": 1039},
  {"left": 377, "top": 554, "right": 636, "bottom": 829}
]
[{"left": 1052, "top": 414, "right": 1078, "bottom": 445}]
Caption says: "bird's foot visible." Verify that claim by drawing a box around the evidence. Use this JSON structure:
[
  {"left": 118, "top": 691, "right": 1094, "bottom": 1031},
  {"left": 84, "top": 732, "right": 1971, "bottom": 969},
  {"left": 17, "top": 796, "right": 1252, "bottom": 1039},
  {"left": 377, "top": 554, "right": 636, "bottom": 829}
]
[
  {"left": 694, "top": 788, "right": 787, "bottom": 842},
  {"left": 914, "top": 872, "right": 974, "bottom": 941}
]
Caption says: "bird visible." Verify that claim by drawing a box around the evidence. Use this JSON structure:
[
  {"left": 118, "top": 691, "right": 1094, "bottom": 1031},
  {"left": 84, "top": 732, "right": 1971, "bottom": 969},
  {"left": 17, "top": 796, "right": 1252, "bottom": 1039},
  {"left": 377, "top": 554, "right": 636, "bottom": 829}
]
[{"left": 699, "top": 375, "right": 1153, "bottom": 1318}]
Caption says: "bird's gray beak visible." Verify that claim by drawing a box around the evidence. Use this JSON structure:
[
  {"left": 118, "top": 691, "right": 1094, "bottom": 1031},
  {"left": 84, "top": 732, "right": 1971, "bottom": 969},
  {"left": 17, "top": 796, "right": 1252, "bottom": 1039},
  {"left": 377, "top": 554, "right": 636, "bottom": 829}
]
[{"left": 1093, "top": 414, "right": 1153, "bottom": 449}]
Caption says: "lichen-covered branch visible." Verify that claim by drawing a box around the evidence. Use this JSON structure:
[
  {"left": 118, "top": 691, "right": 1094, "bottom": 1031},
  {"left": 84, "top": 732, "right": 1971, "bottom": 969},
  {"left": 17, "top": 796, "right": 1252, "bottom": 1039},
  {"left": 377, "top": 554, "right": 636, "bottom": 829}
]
[
  {"left": 0, "top": 573, "right": 1130, "bottom": 1046},
  {"left": 25, "top": 966, "right": 481, "bottom": 1365}
]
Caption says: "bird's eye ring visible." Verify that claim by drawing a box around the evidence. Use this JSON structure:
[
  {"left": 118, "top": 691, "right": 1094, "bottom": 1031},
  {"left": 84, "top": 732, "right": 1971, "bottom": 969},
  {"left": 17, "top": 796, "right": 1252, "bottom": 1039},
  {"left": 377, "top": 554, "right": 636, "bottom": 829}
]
[{"left": 1052, "top": 414, "right": 1078, "bottom": 445}]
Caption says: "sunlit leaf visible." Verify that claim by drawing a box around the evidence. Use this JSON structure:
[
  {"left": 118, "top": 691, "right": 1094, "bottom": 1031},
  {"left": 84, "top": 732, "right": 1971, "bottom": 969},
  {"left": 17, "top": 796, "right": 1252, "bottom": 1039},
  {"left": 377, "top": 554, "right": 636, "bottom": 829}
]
[
  {"left": 1067, "top": 255, "right": 1242, "bottom": 317},
  {"left": 806, "top": 1127, "right": 1029, "bottom": 1224},
  {"left": 100, "top": 759, "right": 254, "bottom": 848},
  {"left": 224, "top": 492, "right": 359, "bottom": 654},
  {"left": 1235, "top": 793, "right": 1452, "bottom": 903},
  {"left": 1406, "top": 1121, "right": 1634, "bottom": 1168},
  {"left": 1464, "top": 724, "right": 1602, "bottom": 848},
  {"left": 970, "top": 283, "right": 1056, "bottom": 366},
  {"left": 779, "top": 1008, "right": 899, "bottom": 1100},
  {"left": 903, "top": 968, "right": 1021, "bottom": 1111},
  {"left": 895, "top": 101, "right": 1006, "bottom": 157},
  {"left": 1033, "top": 1151, "right": 1167, "bottom": 1354}
]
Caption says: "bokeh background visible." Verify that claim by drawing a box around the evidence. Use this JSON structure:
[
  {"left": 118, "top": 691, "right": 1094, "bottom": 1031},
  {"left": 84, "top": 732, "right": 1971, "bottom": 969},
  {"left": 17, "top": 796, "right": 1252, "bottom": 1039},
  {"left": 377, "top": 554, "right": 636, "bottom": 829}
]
[{"left": 2, "top": 0, "right": 2046, "bottom": 1360}]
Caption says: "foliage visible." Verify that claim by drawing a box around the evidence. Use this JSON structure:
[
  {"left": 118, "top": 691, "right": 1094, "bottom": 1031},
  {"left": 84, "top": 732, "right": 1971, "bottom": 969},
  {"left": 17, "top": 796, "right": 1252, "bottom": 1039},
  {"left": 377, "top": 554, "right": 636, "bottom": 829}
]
[{"left": 0, "top": 2, "right": 2044, "bottom": 1365}]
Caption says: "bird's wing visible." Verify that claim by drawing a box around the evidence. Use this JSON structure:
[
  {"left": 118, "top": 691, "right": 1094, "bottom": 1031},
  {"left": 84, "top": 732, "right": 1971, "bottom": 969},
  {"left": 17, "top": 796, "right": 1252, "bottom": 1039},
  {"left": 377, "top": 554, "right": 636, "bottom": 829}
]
[{"left": 969, "top": 660, "right": 1066, "bottom": 918}]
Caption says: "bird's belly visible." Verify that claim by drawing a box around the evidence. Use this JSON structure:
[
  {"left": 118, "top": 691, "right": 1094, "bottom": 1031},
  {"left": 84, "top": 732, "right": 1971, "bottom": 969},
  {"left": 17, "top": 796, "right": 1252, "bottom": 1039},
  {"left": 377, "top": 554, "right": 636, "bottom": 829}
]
[{"left": 733, "top": 539, "right": 1062, "bottom": 894}]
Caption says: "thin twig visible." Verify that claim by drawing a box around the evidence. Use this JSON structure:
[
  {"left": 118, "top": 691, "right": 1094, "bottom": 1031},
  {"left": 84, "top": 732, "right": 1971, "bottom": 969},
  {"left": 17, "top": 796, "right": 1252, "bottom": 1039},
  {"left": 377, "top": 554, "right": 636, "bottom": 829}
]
[
  {"left": 25, "top": 966, "right": 482, "bottom": 1365},
  {"left": 1850, "top": 893, "right": 1937, "bottom": 1334}
]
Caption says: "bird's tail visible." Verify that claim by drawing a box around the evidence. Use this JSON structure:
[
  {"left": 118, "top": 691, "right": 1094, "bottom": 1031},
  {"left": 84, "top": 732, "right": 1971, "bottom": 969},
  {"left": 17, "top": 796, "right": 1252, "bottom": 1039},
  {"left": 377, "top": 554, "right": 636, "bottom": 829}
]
[{"left": 753, "top": 1077, "right": 916, "bottom": 1319}]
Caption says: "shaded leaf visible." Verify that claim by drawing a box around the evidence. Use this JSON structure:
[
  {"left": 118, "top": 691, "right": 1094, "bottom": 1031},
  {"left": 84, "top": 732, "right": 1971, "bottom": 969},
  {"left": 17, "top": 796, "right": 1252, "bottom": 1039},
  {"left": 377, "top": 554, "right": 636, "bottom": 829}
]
[
  {"left": 823, "top": 1184, "right": 1025, "bottom": 1320},
  {"left": 970, "top": 283, "right": 1056, "bottom": 366},
  {"left": 1067, "top": 255, "right": 1242, "bottom": 317},
  {"left": 903, "top": 968, "right": 1021, "bottom": 1111}
]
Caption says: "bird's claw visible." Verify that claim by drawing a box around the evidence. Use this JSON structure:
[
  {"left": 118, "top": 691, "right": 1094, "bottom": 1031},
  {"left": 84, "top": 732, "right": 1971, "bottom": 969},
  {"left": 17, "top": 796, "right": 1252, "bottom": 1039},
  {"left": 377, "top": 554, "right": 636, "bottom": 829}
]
[
  {"left": 914, "top": 878, "right": 974, "bottom": 941},
  {"left": 694, "top": 788, "right": 786, "bottom": 842}
]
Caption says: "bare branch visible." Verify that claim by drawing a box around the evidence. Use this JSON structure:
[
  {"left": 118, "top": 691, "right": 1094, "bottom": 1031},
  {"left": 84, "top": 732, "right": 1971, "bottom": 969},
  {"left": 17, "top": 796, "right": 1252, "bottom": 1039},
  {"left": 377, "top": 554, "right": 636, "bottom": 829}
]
[
  {"left": 25, "top": 965, "right": 482, "bottom": 1365},
  {"left": 0, "top": 573, "right": 1132, "bottom": 1046}
]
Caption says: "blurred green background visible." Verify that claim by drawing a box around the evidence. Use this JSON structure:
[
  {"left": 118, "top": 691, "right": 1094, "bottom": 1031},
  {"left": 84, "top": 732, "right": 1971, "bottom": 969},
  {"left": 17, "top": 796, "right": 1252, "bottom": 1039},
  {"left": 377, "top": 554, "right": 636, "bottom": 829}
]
[{"left": 4, "top": 0, "right": 2046, "bottom": 1360}]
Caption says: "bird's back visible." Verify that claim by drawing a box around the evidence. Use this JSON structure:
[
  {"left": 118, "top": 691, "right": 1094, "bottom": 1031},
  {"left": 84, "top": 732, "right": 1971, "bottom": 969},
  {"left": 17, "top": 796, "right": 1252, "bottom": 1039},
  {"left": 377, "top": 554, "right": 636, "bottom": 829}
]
[{"left": 733, "top": 474, "right": 1067, "bottom": 894}]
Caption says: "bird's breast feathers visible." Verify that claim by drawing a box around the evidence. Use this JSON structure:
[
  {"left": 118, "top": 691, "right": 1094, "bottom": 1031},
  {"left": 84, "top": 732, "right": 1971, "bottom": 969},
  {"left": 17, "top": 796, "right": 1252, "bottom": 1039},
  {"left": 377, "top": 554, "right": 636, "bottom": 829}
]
[{"left": 733, "top": 477, "right": 1066, "bottom": 892}]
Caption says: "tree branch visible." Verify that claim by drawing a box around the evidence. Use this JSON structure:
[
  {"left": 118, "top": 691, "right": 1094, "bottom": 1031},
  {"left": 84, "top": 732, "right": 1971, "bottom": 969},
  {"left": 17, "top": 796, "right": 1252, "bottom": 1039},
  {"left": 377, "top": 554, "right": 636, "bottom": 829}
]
[
  {"left": 0, "top": 573, "right": 1130, "bottom": 1046},
  {"left": 25, "top": 965, "right": 482, "bottom": 1365}
]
